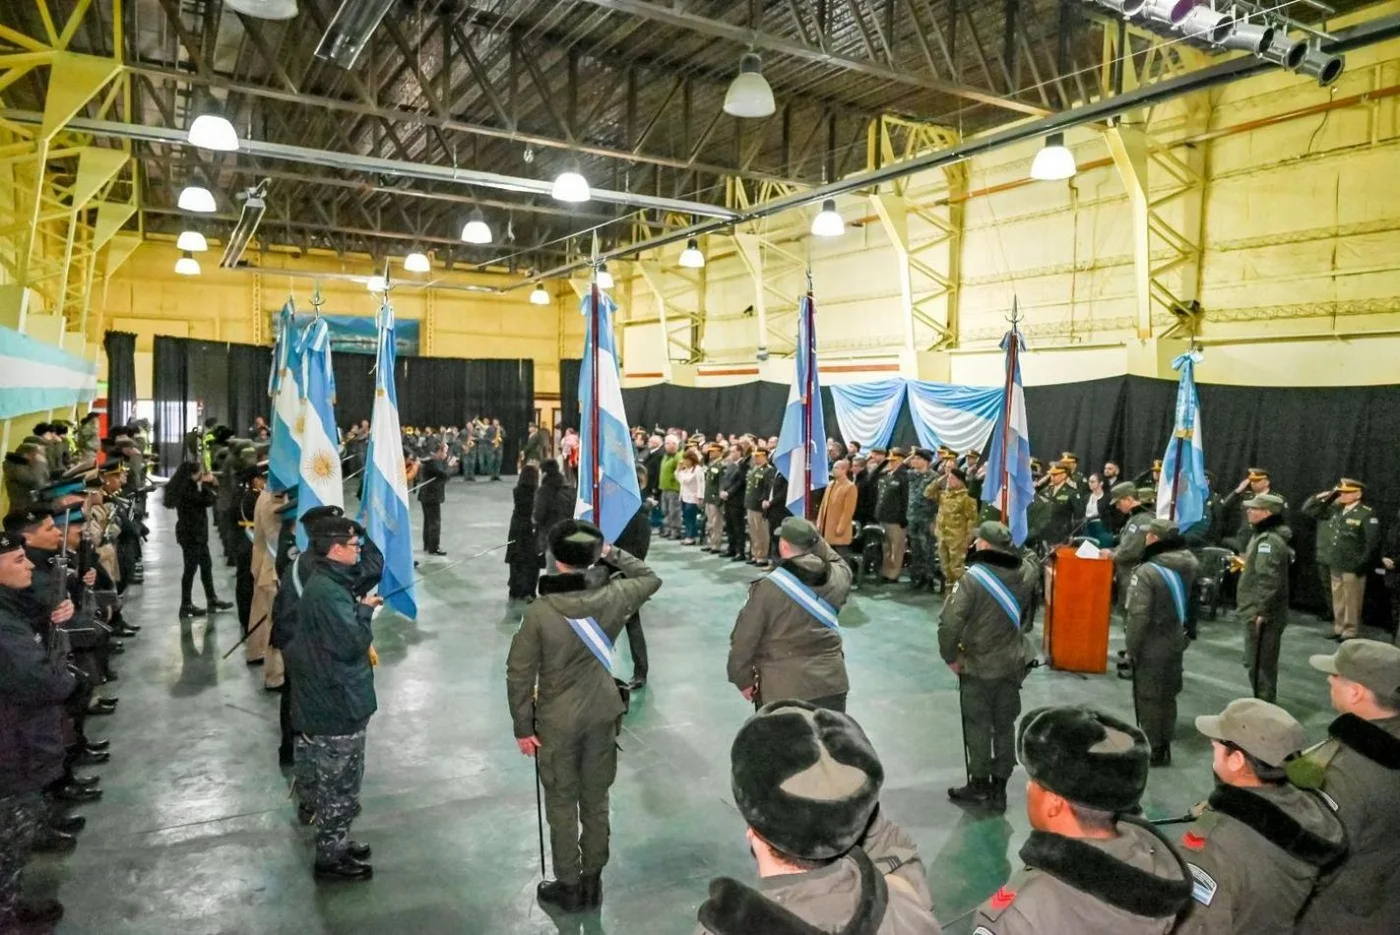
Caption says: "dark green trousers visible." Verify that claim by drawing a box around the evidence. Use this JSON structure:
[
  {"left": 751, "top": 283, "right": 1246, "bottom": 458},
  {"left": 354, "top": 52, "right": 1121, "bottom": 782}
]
[
  {"left": 539, "top": 719, "right": 618, "bottom": 885},
  {"left": 1243, "top": 614, "right": 1286, "bottom": 703},
  {"left": 960, "top": 675, "right": 1022, "bottom": 781},
  {"left": 1132, "top": 680, "right": 1179, "bottom": 750}
]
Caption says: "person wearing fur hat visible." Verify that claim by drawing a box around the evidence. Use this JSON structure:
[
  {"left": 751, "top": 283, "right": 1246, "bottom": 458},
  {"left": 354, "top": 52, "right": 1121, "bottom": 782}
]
[
  {"left": 939, "top": 521, "right": 1039, "bottom": 812},
  {"left": 971, "top": 706, "right": 1192, "bottom": 933},
  {"left": 695, "top": 701, "right": 941, "bottom": 934},
  {"left": 507, "top": 519, "right": 661, "bottom": 913},
  {"left": 1123, "top": 518, "right": 1199, "bottom": 767},
  {"left": 1174, "top": 698, "right": 1347, "bottom": 935},
  {"left": 1235, "top": 493, "right": 1292, "bottom": 703}
]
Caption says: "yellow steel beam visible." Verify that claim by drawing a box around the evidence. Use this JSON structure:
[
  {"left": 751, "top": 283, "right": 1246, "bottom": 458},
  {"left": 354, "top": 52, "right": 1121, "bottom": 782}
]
[
  {"left": 57, "top": 0, "right": 95, "bottom": 51},
  {"left": 92, "top": 199, "right": 136, "bottom": 251},
  {"left": 70, "top": 146, "right": 127, "bottom": 210},
  {"left": 40, "top": 53, "right": 121, "bottom": 141},
  {"left": 0, "top": 25, "right": 50, "bottom": 54},
  {"left": 35, "top": 0, "right": 61, "bottom": 47}
]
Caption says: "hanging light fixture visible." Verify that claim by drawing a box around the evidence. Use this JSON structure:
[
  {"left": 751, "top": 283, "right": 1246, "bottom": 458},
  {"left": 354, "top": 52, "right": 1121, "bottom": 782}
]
[
  {"left": 224, "top": 0, "right": 299, "bottom": 18},
  {"left": 596, "top": 263, "right": 614, "bottom": 289},
  {"left": 1030, "top": 133, "right": 1077, "bottom": 181},
  {"left": 174, "top": 251, "right": 200, "bottom": 276},
  {"left": 551, "top": 165, "right": 591, "bottom": 203},
  {"left": 530, "top": 283, "right": 551, "bottom": 306},
  {"left": 460, "top": 208, "right": 492, "bottom": 244},
  {"left": 178, "top": 184, "right": 216, "bottom": 212},
  {"left": 404, "top": 251, "right": 430, "bottom": 273},
  {"left": 1141, "top": 0, "right": 1195, "bottom": 26},
  {"left": 1295, "top": 42, "right": 1345, "bottom": 87},
  {"left": 1219, "top": 20, "right": 1275, "bottom": 54},
  {"left": 367, "top": 274, "right": 387, "bottom": 293},
  {"left": 810, "top": 199, "right": 844, "bottom": 238},
  {"left": 1176, "top": 6, "right": 1235, "bottom": 45},
  {"left": 187, "top": 103, "right": 239, "bottom": 152},
  {"left": 723, "top": 52, "right": 776, "bottom": 119},
  {"left": 1093, "top": 0, "right": 1147, "bottom": 15},
  {"left": 678, "top": 238, "right": 705, "bottom": 268},
  {"left": 1259, "top": 30, "right": 1308, "bottom": 69},
  {"left": 176, "top": 230, "right": 208, "bottom": 252}
]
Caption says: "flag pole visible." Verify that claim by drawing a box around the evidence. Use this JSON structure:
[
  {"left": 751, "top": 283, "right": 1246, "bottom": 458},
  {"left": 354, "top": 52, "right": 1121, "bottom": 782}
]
[
  {"left": 998, "top": 299, "right": 1020, "bottom": 524},
  {"left": 589, "top": 239, "right": 603, "bottom": 527},
  {"left": 802, "top": 273, "right": 815, "bottom": 520}
]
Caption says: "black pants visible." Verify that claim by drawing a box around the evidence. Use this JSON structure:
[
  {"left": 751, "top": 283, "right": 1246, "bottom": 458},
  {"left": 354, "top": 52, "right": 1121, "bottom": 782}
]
[
  {"left": 624, "top": 611, "right": 648, "bottom": 681},
  {"left": 179, "top": 541, "right": 217, "bottom": 607},
  {"left": 235, "top": 555, "right": 254, "bottom": 634},
  {"left": 754, "top": 692, "right": 845, "bottom": 713},
  {"left": 507, "top": 558, "right": 539, "bottom": 600},
  {"left": 724, "top": 504, "right": 746, "bottom": 557},
  {"left": 278, "top": 677, "right": 293, "bottom": 758},
  {"left": 422, "top": 500, "right": 442, "bottom": 552}
]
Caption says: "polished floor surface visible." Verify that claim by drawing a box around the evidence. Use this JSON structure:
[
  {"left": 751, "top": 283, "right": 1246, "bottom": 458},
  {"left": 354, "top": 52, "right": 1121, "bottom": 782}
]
[{"left": 26, "top": 478, "right": 1369, "bottom": 934}]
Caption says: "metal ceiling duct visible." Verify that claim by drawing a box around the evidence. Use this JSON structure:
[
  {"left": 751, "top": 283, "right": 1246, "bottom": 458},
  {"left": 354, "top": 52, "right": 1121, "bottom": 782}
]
[
  {"left": 314, "top": 0, "right": 396, "bottom": 70},
  {"left": 1141, "top": 0, "right": 1196, "bottom": 27},
  {"left": 220, "top": 181, "right": 269, "bottom": 268}
]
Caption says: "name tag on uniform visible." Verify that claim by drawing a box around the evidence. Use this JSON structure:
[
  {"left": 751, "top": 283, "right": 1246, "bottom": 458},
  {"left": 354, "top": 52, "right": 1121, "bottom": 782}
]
[
  {"left": 1188, "top": 863, "right": 1218, "bottom": 906},
  {"left": 1257, "top": 543, "right": 1272, "bottom": 555}
]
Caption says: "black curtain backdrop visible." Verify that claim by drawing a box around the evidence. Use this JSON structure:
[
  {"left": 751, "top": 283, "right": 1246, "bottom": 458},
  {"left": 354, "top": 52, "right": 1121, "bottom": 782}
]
[
  {"left": 151, "top": 335, "right": 188, "bottom": 473},
  {"left": 559, "top": 358, "right": 581, "bottom": 431},
  {"left": 151, "top": 337, "right": 271, "bottom": 473},
  {"left": 102, "top": 331, "right": 137, "bottom": 426},
  {"left": 226, "top": 343, "right": 271, "bottom": 435}
]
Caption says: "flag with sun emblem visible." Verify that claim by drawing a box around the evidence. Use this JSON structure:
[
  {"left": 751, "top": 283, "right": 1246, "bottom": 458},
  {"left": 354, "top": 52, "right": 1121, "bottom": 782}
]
[
  {"left": 294, "top": 317, "right": 344, "bottom": 548},
  {"left": 268, "top": 300, "right": 303, "bottom": 494}
]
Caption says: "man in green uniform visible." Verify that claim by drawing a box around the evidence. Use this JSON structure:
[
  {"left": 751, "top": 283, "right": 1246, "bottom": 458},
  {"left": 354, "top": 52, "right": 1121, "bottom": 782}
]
[
  {"left": 1030, "top": 461, "right": 1083, "bottom": 548},
  {"left": 1235, "top": 492, "right": 1292, "bottom": 703},
  {"left": 700, "top": 443, "right": 726, "bottom": 553},
  {"left": 1295, "top": 639, "right": 1400, "bottom": 934},
  {"left": 940, "top": 521, "right": 1038, "bottom": 812},
  {"left": 1173, "top": 698, "right": 1347, "bottom": 935},
  {"left": 1103, "top": 482, "right": 1154, "bottom": 608},
  {"left": 875, "top": 448, "right": 909, "bottom": 584},
  {"left": 903, "top": 449, "right": 936, "bottom": 590},
  {"left": 1220, "top": 467, "right": 1283, "bottom": 552},
  {"left": 743, "top": 448, "right": 775, "bottom": 567},
  {"left": 1124, "top": 518, "right": 1199, "bottom": 767},
  {"left": 506, "top": 520, "right": 661, "bottom": 913},
  {"left": 1302, "top": 477, "right": 1381, "bottom": 642},
  {"left": 935, "top": 467, "right": 979, "bottom": 586}
]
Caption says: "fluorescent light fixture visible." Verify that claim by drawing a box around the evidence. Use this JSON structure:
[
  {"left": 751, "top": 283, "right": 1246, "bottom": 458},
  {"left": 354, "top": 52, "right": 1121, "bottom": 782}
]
[
  {"left": 810, "top": 199, "right": 844, "bottom": 238},
  {"left": 530, "top": 283, "right": 551, "bottom": 305},
  {"left": 174, "top": 251, "right": 200, "bottom": 276},
  {"left": 679, "top": 238, "right": 705, "bottom": 268},
  {"left": 551, "top": 167, "right": 591, "bottom": 203},
  {"left": 460, "top": 208, "right": 492, "bottom": 244},
  {"left": 723, "top": 52, "right": 776, "bottom": 119},
  {"left": 178, "top": 185, "right": 216, "bottom": 212},
  {"left": 404, "top": 251, "right": 430, "bottom": 273},
  {"left": 1030, "top": 132, "right": 1077, "bottom": 181},
  {"left": 596, "top": 264, "right": 614, "bottom": 289},
  {"left": 176, "top": 230, "right": 208, "bottom": 252},
  {"left": 219, "top": 182, "right": 267, "bottom": 269},
  {"left": 367, "top": 274, "right": 387, "bottom": 293},
  {"left": 224, "top": 0, "right": 299, "bottom": 18},
  {"left": 188, "top": 113, "right": 238, "bottom": 152},
  {"left": 314, "top": 0, "right": 395, "bottom": 70},
  {"left": 1142, "top": 0, "right": 1195, "bottom": 26}
]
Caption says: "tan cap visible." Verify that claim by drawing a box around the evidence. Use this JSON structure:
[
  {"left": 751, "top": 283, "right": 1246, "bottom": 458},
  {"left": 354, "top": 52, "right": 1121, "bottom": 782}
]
[
  {"left": 1195, "top": 698, "right": 1305, "bottom": 768},
  {"left": 1310, "top": 639, "right": 1400, "bottom": 699}
]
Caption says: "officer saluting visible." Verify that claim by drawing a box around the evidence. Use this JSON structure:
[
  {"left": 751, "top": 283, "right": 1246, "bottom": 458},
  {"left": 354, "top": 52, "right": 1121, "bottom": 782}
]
[
  {"left": 971, "top": 706, "right": 1192, "bottom": 934},
  {"left": 1302, "top": 477, "right": 1380, "bottom": 642}
]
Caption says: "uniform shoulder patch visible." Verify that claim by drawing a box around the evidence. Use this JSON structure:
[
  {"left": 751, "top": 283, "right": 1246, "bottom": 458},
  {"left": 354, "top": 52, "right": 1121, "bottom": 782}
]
[
  {"left": 989, "top": 886, "right": 1016, "bottom": 911},
  {"left": 1187, "top": 862, "right": 1218, "bottom": 906},
  {"left": 1256, "top": 543, "right": 1272, "bottom": 554},
  {"left": 1181, "top": 831, "right": 1207, "bottom": 851}
]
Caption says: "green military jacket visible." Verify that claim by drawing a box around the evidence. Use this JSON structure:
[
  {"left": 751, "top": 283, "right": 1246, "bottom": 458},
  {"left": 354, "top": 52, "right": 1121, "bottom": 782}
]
[
  {"left": 1303, "top": 495, "right": 1380, "bottom": 573},
  {"left": 1125, "top": 539, "right": 1198, "bottom": 698},
  {"left": 936, "top": 487, "right": 980, "bottom": 548},
  {"left": 1220, "top": 487, "right": 1289, "bottom": 553},
  {"left": 937, "top": 548, "right": 1038, "bottom": 680},
  {"left": 1235, "top": 515, "right": 1292, "bottom": 621},
  {"left": 506, "top": 549, "right": 661, "bottom": 740},
  {"left": 1113, "top": 506, "right": 1154, "bottom": 573},
  {"left": 284, "top": 558, "right": 377, "bottom": 736},
  {"left": 703, "top": 460, "right": 725, "bottom": 505},
  {"left": 1173, "top": 781, "right": 1346, "bottom": 935},
  {"left": 1029, "top": 480, "right": 1083, "bottom": 546},
  {"left": 744, "top": 462, "right": 775, "bottom": 512}
]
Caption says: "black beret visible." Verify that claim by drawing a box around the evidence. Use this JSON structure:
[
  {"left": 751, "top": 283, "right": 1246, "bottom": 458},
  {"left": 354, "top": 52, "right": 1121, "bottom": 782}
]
[
  {"left": 548, "top": 519, "right": 604, "bottom": 568},
  {"left": 0, "top": 532, "right": 23, "bottom": 555},
  {"left": 3, "top": 507, "right": 53, "bottom": 533},
  {"left": 1017, "top": 706, "right": 1150, "bottom": 813},
  {"left": 310, "top": 515, "right": 362, "bottom": 543}
]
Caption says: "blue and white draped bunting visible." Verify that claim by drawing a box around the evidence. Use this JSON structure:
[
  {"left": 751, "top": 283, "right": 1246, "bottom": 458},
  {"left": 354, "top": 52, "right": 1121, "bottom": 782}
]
[
  {"left": 829, "top": 378, "right": 904, "bottom": 449},
  {"left": 575, "top": 288, "right": 642, "bottom": 543},
  {"left": 774, "top": 294, "right": 828, "bottom": 517},
  {"left": 1156, "top": 350, "right": 1209, "bottom": 529},
  {"left": 294, "top": 318, "right": 344, "bottom": 548},
  {"left": 0, "top": 326, "right": 97, "bottom": 419},
  {"left": 904, "top": 381, "right": 1002, "bottom": 455}
]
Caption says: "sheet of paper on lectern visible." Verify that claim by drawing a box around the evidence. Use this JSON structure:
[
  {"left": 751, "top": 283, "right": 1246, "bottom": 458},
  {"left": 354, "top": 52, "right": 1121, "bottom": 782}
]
[{"left": 1076, "top": 540, "right": 1103, "bottom": 560}]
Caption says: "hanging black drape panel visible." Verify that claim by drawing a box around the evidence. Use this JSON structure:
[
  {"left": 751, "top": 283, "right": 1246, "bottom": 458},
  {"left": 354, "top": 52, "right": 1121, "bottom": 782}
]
[
  {"left": 331, "top": 352, "right": 376, "bottom": 434},
  {"left": 102, "top": 331, "right": 137, "bottom": 426},
  {"left": 461, "top": 359, "right": 533, "bottom": 472},
  {"left": 226, "top": 343, "right": 271, "bottom": 436},
  {"left": 621, "top": 381, "right": 792, "bottom": 437},
  {"left": 559, "top": 358, "right": 581, "bottom": 431},
  {"left": 151, "top": 336, "right": 189, "bottom": 473},
  {"left": 396, "top": 357, "right": 468, "bottom": 428}
]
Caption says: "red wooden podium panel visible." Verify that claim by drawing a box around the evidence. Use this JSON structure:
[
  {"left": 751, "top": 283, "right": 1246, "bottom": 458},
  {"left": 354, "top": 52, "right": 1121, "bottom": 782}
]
[{"left": 1043, "top": 546, "right": 1114, "bottom": 674}]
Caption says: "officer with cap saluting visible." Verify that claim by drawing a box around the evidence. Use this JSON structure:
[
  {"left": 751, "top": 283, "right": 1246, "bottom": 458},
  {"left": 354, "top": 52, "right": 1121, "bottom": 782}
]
[
  {"left": 1234, "top": 492, "right": 1292, "bottom": 702},
  {"left": 1302, "top": 477, "right": 1380, "bottom": 642},
  {"left": 970, "top": 705, "right": 1192, "bottom": 934},
  {"left": 1173, "top": 698, "right": 1347, "bottom": 935},
  {"left": 1293, "top": 639, "right": 1400, "bottom": 934}
]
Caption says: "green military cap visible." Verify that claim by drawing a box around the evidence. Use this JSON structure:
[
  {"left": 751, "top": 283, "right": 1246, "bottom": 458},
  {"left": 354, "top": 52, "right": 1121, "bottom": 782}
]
[
  {"left": 888, "top": 447, "right": 906, "bottom": 459},
  {"left": 1335, "top": 477, "right": 1365, "bottom": 493},
  {"left": 777, "top": 516, "right": 820, "bottom": 549},
  {"left": 1145, "top": 518, "right": 1177, "bottom": 538},
  {"left": 1244, "top": 492, "right": 1286, "bottom": 513},
  {"left": 1195, "top": 698, "right": 1305, "bottom": 768},
  {"left": 1309, "top": 639, "right": 1400, "bottom": 699},
  {"left": 1109, "top": 481, "right": 1139, "bottom": 503},
  {"left": 976, "top": 521, "right": 1013, "bottom": 550},
  {"left": 912, "top": 448, "right": 935, "bottom": 462}
]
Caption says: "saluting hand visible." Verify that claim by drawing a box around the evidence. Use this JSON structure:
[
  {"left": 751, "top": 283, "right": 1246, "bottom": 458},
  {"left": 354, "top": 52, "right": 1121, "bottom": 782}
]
[
  {"left": 1235, "top": 478, "right": 1250, "bottom": 494},
  {"left": 517, "top": 736, "right": 541, "bottom": 757}
]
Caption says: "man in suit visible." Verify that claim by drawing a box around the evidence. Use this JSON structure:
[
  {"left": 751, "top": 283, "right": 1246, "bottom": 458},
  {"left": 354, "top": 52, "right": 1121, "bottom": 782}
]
[{"left": 417, "top": 442, "right": 452, "bottom": 556}]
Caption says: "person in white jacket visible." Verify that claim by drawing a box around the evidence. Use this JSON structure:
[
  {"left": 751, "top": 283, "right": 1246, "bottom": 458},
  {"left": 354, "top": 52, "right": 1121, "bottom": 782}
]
[{"left": 676, "top": 450, "right": 705, "bottom": 545}]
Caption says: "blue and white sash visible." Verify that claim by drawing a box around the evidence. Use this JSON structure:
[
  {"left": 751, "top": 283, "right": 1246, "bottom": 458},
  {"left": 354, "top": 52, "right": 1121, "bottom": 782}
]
[
  {"left": 1150, "top": 564, "right": 1189, "bottom": 627},
  {"left": 963, "top": 564, "right": 1023, "bottom": 629},
  {"left": 767, "top": 566, "right": 840, "bottom": 631},
  {"left": 567, "top": 616, "right": 615, "bottom": 674}
]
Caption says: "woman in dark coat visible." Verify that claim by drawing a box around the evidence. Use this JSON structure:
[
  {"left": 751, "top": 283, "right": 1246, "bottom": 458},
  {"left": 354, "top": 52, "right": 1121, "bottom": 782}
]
[
  {"left": 532, "top": 459, "right": 575, "bottom": 567},
  {"left": 506, "top": 464, "right": 542, "bottom": 600},
  {"left": 163, "top": 461, "right": 232, "bottom": 618}
]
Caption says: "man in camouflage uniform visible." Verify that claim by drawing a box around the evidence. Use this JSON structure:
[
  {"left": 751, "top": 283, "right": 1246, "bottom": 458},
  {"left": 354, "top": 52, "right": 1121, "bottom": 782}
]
[
  {"left": 1235, "top": 493, "right": 1292, "bottom": 703},
  {"left": 936, "top": 467, "right": 980, "bottom": 586},
  {"left": 1302, "top": 477, "right": 1381, "bottom": 641},
  {"left": 903, "top": 449, "right": 937, "bottom": 590}
]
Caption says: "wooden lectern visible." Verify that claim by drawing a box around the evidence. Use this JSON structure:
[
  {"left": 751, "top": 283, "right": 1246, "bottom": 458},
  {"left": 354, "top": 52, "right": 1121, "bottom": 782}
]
[{"left": 1043, "top": 546, "right": 1114, "bottom": 673}]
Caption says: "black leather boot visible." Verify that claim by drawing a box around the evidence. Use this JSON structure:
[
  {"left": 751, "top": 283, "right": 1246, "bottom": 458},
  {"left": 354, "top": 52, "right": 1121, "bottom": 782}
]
[
  {"left": 580, "top": 872, "right": 602, "bottom": 909},
  {"left": 987, "top": 776, "right": 1009, "bottom": 813},
  {"left": 314, "top": 855, "right": 372, "bottom": 882},
  {"left": 947, "top": 777, "right": 993, "bottom": 807},
  {"left": 536, "top": 879, "right": 585, "bottom": 912},
  {"left": 1150, "top": 745, "right": 1172, "bottom": 768}
]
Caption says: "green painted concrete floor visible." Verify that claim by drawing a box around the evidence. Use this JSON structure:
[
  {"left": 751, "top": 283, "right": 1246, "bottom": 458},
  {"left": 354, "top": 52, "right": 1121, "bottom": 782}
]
[{"left": 25, "top": 479, "right": 1373, "bottom": 935}]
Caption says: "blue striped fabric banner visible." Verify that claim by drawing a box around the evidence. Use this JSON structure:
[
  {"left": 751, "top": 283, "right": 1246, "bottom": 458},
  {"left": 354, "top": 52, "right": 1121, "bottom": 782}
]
[{"left": 0, "top": 326, "right": 97, "bottom": 419}]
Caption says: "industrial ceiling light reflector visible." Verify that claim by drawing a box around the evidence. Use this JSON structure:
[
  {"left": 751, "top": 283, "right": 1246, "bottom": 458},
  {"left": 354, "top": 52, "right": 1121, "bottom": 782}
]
[
  {"left": 404, "top": 251, "right": 430, "bottom": 273},
  {"left": 1096, "top": 0, "right": 1148, "bottom": 16},
  {"left": 1141, "top": 0, "right": 1195, "bottom": 26},
  {"left": 177, "top": 184, "right": 216, "bottom": 212},
  {"left": 314, "top": 0, "right": 395, "bottom": 69},
  {"left": 551, "top": 167, "right": 591, "bottom": 203},
  {"left": 810, "top": 199, "right": 845, "bottom": 238},
  {"left": 219, "top": 182, "right": 267, "bottom": 268},
  {"left": 1295, "top": 42, "right": 1345, "bottom": 87},
  {"left": 723, "top": 53, "right": 776, "bottom": 119},
  {"left": 1219, "top": 20, "right": 1275, "bottom": 54},
  {"left": 367, "top": 274, "right": 387, "bottom": 293},
  {"left": 596, "top": 264, "right": 614, "bottom": 289},
  {"left": 1030, "top": 132, "right": 1077, "bottom": 181},
  {"left": 1259, "top": 31, "right": 1308, "bottom": 69},
  {"left": 176, "top": 230, "right": 208, "bottom": 252},
  {"left": 460, "top": 208, "right": 492, "bottom": 244},
  {"left": 530, "top": 283, "right": 551, "bottom": 305},
  {"left": 1177, "top": 6, "right": 1234, "bottom": 45},
  {"left": 174, "top": 251, "right": 200, "bottom": 276},
  {"left": 224, "top": 0, "right": 299, "bottom": 19},
  {"left": 679, "top": 238, "right": 705, "bottom": 268},
  {"left": 188, "top": 112, "right": 238, "bottom": 151}
]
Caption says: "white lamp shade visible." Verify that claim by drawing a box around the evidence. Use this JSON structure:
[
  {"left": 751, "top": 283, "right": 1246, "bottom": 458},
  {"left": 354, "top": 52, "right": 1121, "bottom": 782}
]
[
  {"left": 174, "top": 252, "right": 200, "bottom": 276},
  {"left": 223, "top": 0, "right": 298, "bottom": 19},
  {"left": 403, "top": 251, "right": 430, "bottom": 273},
  {"left": 530, "top": 284, "right": 551, "bottom": 306},
  {"left": 460, "top": 209, "right": 492, "bottom": 244},
  {"left": 551, "top": 170, "right": 591, "bottom": 203},
  {"left": 1030, "top": 135, "right": 1077, "bottom": 181},
  {"left": 188, "top": 113, "right": 238, "bottom": 151},
  {"left": 367, "top": 274, "right": 387, "bottom": 293},
  {"left": 678, "top": 238, "right": 705, "bottom": 268},
  {"left": 176, "top": 230, "right": 208, "bottom": 252},
  {"left": 178, "top": 185, "right": 216, "bottom": 212},
  {"left": 596, "top": 265, "right": 614, "bottom": 289},
  {"left": 724, "top": 54, "right": 775, "bottom": 119},
  {"left": 810, "top": 199, "right": 844, "bottom": 238}
]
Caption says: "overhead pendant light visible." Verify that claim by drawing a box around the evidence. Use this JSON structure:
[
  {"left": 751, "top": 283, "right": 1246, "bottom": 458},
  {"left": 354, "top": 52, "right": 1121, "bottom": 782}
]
[
  {"left": 596, "top": 263, "right": 614, "bottom": 289},
  {"left": 177, "top": 184, "right": 216, "bottom": 213},
  {"left": 810, "top": 199, "right": 844, "bottom": 238},
  {"left": 1176, "top": 6, "right": 1234, "bottom": 45},
  {"left": 1030, "top": 132, "right": 1077, "bottom": 181},
  {"left": 530, "top": 283, "right": 551, "bottom": 306},
  {"left": 367, "top": 274, "right": 387, "bottom": 293},
  {"left": 551, "top": 165, "right": 591, "bottom": 203},
  {"left": 174, "top": 251, "right": 200, "bottom": 276},
  {"left": 176, "top": 230, "right": 208, "bottom": 252},
  {"left": 403, "top": 251, "right": 430, "bottom": 273},
  {"left": 1141, "top": 0, "right": 1195, "bottom": 26},
  {"left": 723, "top": 52, "right": 776, "bottom": 119},
  {"left": 678, "top": 238, "right": 705, "bottom": 269},
  {"left": 1219, "top": 21, "right": 1275, "bottom": 54},
  {"left": 460, "top": 208, "right": 492, "bottom": 244},
  {"left": 188, "top": 110, "right": 239, "bottom": 152},
  {"left": 1094, "top": 0, "right": 1147, "bottom": 15},
  {"left": 224, "top": 0, "right": 299, "bottom": 19},
  {"left": 1259, "top": 31, "right": 1308, "bottom": 69},
  {"left": 1295, "top": 42, "right": 1345, "bottom": 87}
]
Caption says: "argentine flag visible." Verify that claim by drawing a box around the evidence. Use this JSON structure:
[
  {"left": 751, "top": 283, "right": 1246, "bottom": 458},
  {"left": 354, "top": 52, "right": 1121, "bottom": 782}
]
[
  {"left": 574, "top": 287, "right": 642, "bottom": 543},
  {"left": 294, "top": 317, "right": 344, "bottom": 548},
  {"left": 357, "top": 302, "right": 416, "bottom": 619},
  {"left": 1157, "top": 350, "right": 1209, "bottom": 528},
  {"left": 774, "top": 294, "right": 828, "bottom": 518},
  {"left": 980, "top": 327, "right": 1036, "bottom": 546},
  {"left": 268, "top": 301, "right": 303, "bottom": 494}
]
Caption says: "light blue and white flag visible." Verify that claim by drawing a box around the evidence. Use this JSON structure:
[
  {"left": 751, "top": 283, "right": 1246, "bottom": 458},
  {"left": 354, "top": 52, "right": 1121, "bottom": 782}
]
[
  {"left": 775, "top": 294, "right": 828, "bottom": 517},
  {"left": 268, "top": 301, "right": 303, "bottom": 494},
  {"left": 980, "top": 327, "right": 1036, "bottom": 546},
  {"left": 357, "top": 301, "right": 416, "bottom": 619},
  {"left": 575, "top": 287, "right": 642, "bottom": 543},
  {"left": 1157, "top": 350, "right": 1208, "bottom": 528},
  {"left": 0, "top": 326, "right": 97, "bottom": 419},
  {"left": 294, "top": 317, "right": 344, "bottom": 548}
]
